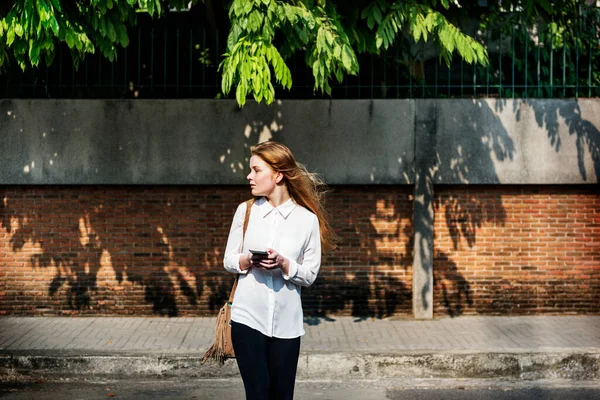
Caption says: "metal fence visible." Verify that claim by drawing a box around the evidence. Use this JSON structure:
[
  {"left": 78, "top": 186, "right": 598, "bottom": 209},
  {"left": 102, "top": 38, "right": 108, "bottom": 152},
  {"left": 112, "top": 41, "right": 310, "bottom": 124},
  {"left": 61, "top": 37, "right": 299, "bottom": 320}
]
[{"left": 1, "top": 20, "right": 599, "bottom": 100}]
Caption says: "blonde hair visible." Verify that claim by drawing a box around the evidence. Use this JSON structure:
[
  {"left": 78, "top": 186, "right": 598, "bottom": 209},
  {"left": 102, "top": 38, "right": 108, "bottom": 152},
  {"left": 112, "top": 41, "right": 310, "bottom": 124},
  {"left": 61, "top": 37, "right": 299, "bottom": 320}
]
[{"left": 251, "top": 141, "right": 337, "bottom": 252}]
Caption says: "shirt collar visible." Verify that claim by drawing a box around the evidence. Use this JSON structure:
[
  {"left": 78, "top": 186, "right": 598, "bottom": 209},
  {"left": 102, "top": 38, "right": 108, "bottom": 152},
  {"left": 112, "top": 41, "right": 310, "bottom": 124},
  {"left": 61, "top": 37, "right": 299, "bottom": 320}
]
[{"left": 257, "top": 197, "right": 297, "bottom": 219}]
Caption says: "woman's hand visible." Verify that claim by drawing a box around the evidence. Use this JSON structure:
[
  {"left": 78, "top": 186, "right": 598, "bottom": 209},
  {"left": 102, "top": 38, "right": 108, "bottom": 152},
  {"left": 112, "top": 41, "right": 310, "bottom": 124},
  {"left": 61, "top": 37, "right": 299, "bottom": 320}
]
[
  {"left": 259, "top": 248, "right": 290, "bottom": 275},
  {"left": 240, "top": 253, "right": 266, "bottom": 270}
]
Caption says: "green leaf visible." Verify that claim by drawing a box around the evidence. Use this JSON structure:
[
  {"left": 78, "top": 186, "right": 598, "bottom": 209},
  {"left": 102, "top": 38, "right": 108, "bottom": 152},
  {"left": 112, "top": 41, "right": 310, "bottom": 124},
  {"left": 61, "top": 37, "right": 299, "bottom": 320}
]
[
  {"left": 49, "top": 0, "right": 62, "bottom": 12},
  {"left": 341, "top": 45, "right": 354, "bottom": 71},
  {"left": 438, "top": 24, "right": 454, "bottom": 54},
  {"left": 247, "top": 11, "right": 257, "bottom": 32},
  {"left": 116, "top": 24, "right": 129, "bottom": 47},
  {"left": 99, "top": 17, "right": 107, "bottom": 37},
  {"left": 7, "top": 28, "right": 15, "bottom": 46},
  {"left": 335, "top": 67, "right": 343, "bottom": 83},
  {"left": 49, "top": 17, "right": 59, "bottom": 35},
  {"left": 373, "top": 5, "right": 382, "bottom": 25},
  {"left": 298, "top": 27, "right": 308, "bottom": 43},
  {"left": 236, "top": 82, "right": 246, "bottom": 106},
  {"left": 243, "top": 1, "right": 253, "bottom": 15},
  {"left": 37, "top": 0, "right": 50, "bottom": 22},
  {"left": 29, "top": 39, "right": 41, "bottom": 65},
  {"left": 65, "top": 30, "right": 75, "bottom": 48},
  {"left": 233, "top": 0, "right": 244, "bottom": 17},
  {"left": 107, "top": 20, "right": 116, "bottom": 42},
  {"left": 333, "top": 43, "right": 341, "bottom": 58}
]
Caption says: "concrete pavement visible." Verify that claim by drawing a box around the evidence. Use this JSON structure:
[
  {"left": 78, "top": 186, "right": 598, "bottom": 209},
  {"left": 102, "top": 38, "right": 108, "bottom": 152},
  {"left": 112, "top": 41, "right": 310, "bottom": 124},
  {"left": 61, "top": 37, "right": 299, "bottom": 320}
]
[{"left": 0, "top": 316, "right": 599, "bottom": 381}]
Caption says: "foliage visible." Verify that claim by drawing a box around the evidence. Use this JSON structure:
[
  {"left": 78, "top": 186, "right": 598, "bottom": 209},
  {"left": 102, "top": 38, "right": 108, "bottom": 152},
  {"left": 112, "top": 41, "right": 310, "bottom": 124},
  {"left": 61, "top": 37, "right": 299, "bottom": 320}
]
[
  {"left": 221, "top": 0, "right": 489, "bottom": 105},
  {"left": 0, "top": 0, "right": 162, "bottom": 71},
  {"left": 1, "top": 1, "right": 597, "bottom": 105},
  {"left": 477, "top": 0, "right": 600, "bottom": 98}
]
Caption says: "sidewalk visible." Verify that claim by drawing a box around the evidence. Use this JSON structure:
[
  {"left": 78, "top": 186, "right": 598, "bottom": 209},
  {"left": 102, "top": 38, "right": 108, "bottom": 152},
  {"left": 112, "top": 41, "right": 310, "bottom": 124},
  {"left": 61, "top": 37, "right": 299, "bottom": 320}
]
[{"left": 1, "top": 316, "right": 599, "bottom": 381}]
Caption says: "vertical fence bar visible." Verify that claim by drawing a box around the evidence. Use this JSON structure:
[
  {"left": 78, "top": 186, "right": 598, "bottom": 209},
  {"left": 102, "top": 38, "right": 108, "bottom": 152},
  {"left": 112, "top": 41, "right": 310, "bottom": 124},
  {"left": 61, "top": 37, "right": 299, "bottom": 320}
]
[
  {"left": 31, "top": 64, "right": 35, "bottom": 96},
  {"left": 138, "top": 27, "right": 141, "bottom": 94},
  {"left": 524, "top": 24, "right": 528, "bottom": 98},
  {"left": 421, "top": 50, "right": 425, "bottom": 98},
  {"left": 563, "top": 40, "right": 566, "bottom": 97},
  {"left": 435, "top": 49, "right": 438, "bottom": 98},
  {"left": 189, "top": 29, "right": 193, "bottom": 96},
  {"left": 151, "top": 28, "right": 154, "bottom": 93},
  {"left": 177, "top": 29, "right": 180, "bottom": 97},
  {"left": 550, "top": 29, "right": 553, "bottom": 97},
  {"left": 98, "top": 50, "right": 102, "bottom": 95},
  {"left": 460, "top": 56, "right": 464, "bottom": 97},
  {"left": 164, "top": 29, "right": 168, "bottom": 95},
  {"left": 59, "top": 45, "right": 62, "bottom": 96},
  {"left": 45, "top": 64, "right": 49, "bottom": 97},
  {"left": 575, "top": 21, "right": 579, "bottom": 98},
  {"left": 486, "top": 29, "right": 490, "bottom": 97},
  {"left": 396, "top": 44, "right": 399, "bottom": 98},
  {"left": 124, "top": 40, "right": 128, "bottom": 95},
  {"left": 383, "top": 49, "right": 387, "bottom": 98},
  {"left": 448, "top": 56, "right": 451, "bottom": 97},
  {"left": 409, "top": 45, "right": 413, "bottom": 98},
  {"left": 473, "top": 59, "right": 476, "bottom": 97},
  {"left": 357, "top": 53, "right": 361, "bottom": 99},
  {"left": 537, "top": 32, "right": 542, "bottom": 98},
  {"left": 499, "top": 30, "right": 502, "bottom": 97},
  {"left": 511, "top": 24, "right": 515, "bottom": 98},
  {"left": 589, "top": 27, "right": 592, "bottom": 97},
  {"left": 85, "top": 55, "right": 89, "bottom": 95},
  {"left": 71, "top": 53, "right": 75, "bottom": 96},
  {"left": 370, "top": 53, "right": 374, "bottom": 99},
  {"left": 202, "top": 28, "right": 206, "bottom": 96},
  {"left": 216, "top": 29, "right": 220, "bottom": 96},
  {"left": 111, "top": 54, "right": 115, "bottom": 97}
]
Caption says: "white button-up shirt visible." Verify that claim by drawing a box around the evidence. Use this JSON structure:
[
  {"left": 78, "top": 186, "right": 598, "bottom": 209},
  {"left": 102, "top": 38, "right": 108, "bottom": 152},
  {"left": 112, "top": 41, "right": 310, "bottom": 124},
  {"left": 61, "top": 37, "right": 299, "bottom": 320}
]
[{"left": 223, "top": 197, "right": 321, "bottom": 338}]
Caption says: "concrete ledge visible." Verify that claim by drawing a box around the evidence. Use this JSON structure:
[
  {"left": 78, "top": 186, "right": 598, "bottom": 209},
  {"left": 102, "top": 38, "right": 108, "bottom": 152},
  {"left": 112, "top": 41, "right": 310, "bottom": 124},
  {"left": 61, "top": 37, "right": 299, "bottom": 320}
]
[
  {"left": 1, "top": 99, "right": 598, "bottom": 185},
  {"left": 1, "top": 351, "right": 598, "bottom": 381}
]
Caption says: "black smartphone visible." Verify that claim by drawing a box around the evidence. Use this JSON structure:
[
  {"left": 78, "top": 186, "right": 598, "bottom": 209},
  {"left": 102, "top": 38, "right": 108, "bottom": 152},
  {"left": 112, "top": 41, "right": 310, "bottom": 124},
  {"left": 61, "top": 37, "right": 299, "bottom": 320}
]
[{"left": 249, "top": 249, "right": 269, "bottom": 257}]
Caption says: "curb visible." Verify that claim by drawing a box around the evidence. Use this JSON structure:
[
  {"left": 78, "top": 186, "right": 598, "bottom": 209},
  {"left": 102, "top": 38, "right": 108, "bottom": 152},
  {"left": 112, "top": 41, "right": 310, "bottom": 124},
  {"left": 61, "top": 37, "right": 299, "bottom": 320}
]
[{"left": 1, "top": 351, "right": 599, "bottom": 381}]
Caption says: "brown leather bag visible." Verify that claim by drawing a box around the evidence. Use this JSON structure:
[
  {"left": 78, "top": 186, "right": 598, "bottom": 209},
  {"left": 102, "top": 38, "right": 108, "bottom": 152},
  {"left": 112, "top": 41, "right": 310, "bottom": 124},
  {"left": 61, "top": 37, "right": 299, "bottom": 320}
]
[{"left": 202, "top": 199, "right": 253, "bottom": 364}]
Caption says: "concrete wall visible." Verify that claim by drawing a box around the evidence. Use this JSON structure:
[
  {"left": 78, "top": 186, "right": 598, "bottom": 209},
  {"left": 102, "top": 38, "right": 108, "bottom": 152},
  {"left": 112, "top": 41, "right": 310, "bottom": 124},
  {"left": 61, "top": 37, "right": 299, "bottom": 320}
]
[{"left": 1, "top": 99, "right": 598, "bottom": 185}]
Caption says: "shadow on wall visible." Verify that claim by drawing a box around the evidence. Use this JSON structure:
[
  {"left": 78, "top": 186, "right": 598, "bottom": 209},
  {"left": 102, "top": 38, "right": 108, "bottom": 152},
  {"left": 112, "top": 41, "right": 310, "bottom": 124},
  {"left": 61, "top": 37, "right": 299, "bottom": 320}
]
[
  {"left": 0, "top": 187, "right": 248, "bottom": 317},
  {"left": 431, "top": 99, "right": 514, "bottom": 316},
  {"left": 497, "top": 99, "right": 599, "bottom": 182},
  {"left": 303, "top": 190, "right": 413, "bottom": 322}
]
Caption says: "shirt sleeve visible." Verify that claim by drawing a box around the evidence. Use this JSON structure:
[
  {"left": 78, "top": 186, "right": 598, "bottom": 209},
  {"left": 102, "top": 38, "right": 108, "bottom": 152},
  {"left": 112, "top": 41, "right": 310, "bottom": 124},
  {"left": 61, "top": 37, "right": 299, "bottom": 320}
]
[
  {"left": 282, "top": 214, "right": 321, "bottom": 287},
  {"left": 223, "top": 202, "right": 250, "bottom": 275}
]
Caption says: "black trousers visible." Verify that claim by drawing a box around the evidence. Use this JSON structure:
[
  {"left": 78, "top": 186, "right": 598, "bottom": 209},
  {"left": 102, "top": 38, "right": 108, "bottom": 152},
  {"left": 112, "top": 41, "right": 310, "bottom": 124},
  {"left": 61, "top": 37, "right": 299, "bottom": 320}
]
[{"left": 231, "top": 321, "right": 301, "bottom": 400}]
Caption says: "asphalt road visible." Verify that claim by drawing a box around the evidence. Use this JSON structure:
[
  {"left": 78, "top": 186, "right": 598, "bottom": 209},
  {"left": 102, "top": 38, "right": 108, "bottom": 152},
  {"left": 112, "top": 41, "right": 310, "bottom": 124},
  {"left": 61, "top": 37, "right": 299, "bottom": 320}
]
[{"left": 1, "top": 379, "right": 599, "bottom": 400}]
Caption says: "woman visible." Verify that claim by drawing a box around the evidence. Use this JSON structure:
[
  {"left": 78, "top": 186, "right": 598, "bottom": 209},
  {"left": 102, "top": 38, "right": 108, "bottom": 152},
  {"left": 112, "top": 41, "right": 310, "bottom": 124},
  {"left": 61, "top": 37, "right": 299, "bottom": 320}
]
[{"left": 223, "top": 141, "right": 336, "bottom": 400}]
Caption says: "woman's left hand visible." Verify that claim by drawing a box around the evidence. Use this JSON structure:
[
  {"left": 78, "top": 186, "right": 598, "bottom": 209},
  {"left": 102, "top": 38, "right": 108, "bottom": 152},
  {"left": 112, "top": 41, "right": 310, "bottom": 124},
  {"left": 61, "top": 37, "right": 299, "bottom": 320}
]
[{"left": 260, "top": 248, "right": 290, "bottom": 275}]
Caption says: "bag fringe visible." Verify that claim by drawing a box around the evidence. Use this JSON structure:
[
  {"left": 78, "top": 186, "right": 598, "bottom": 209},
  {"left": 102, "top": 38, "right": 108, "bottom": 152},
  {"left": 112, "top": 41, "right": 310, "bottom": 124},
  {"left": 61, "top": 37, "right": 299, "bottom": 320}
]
[{"left": 201, "top": 303, "right": 234, "bottom": 364}]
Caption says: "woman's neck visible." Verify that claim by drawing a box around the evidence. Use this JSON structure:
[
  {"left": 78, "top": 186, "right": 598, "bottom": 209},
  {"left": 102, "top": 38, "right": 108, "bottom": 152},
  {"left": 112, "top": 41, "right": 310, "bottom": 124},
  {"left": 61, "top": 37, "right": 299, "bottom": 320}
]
[{"left": 266, "top": 187, "right": 291, "bottom": 208}]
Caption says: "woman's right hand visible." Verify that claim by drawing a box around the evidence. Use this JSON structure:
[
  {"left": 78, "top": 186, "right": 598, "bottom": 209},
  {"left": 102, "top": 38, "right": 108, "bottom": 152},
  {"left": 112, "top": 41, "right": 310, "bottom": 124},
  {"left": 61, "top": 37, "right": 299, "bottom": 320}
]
[{"left": 239, "top": 253, "right": 268, "bottom": 270}]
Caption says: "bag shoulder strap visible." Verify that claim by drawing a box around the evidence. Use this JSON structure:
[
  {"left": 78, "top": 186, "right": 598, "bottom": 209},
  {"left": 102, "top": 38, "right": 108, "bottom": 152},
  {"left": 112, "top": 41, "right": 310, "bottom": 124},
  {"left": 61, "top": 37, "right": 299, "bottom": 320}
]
[
  {"left": 242, "top": 198, "right": 253, "bottom": 238},
  {"left": 228, "top": 198, "right": 254, "bottom": 303}
]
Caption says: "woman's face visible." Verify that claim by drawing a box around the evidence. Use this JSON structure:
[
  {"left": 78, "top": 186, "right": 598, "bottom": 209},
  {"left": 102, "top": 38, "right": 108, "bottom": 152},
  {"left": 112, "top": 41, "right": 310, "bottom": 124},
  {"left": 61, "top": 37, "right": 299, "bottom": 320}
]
[{"left": 247, "top": 155, "right": 280, "bottom": 197}]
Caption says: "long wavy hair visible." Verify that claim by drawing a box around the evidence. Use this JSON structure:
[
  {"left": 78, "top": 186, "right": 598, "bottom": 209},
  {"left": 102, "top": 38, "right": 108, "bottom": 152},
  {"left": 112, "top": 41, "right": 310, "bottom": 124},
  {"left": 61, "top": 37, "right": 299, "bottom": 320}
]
[{"left": 251, "top": 141, "right": 337, "bottom": 252}]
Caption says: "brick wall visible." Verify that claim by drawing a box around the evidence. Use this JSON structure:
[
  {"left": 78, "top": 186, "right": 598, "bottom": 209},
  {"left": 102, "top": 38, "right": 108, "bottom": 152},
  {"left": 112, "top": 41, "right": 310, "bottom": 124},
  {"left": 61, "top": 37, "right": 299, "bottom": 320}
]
[
  {"left": 0, "top": 185, "right": 598, "bottom": 317},
  {"left": 433, "top": 186, "right": 600, "bottom": 316}
]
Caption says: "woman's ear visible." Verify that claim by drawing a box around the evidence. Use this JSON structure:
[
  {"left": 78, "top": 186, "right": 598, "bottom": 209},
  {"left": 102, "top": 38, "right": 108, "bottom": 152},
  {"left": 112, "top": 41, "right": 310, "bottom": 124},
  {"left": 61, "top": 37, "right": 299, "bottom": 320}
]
[{"left": 275, "top": 171, "right": 284, "bottom": 184}]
